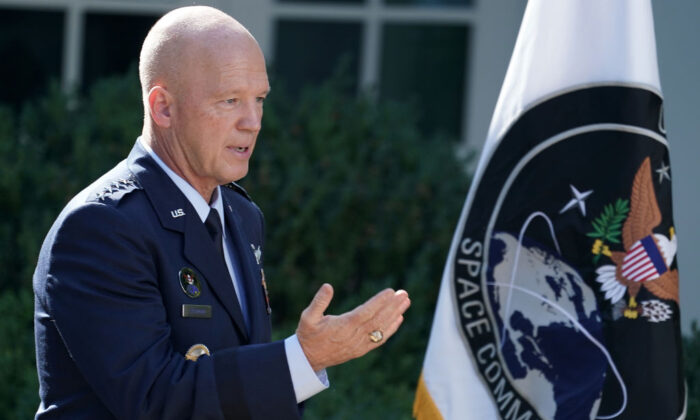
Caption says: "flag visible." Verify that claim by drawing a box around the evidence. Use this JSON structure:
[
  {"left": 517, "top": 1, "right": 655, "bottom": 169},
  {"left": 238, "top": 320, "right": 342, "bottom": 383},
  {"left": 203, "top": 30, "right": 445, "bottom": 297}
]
[{"left": 413, "top": 1, "right": 686, "bottom": 419}]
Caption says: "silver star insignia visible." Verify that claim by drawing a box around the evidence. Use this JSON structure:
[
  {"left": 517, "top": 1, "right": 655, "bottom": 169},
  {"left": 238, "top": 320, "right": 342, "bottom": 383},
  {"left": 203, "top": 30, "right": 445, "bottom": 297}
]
[
  {"left": 559, "top": 184, "right": 593, "bottom": 217},
  {"left": 655, "top": 163, "right": 671, "bottom": 184}
]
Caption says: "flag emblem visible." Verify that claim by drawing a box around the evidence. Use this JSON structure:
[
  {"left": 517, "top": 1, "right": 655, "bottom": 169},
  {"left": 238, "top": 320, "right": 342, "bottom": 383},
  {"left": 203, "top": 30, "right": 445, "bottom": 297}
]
[
  {"left": 414, "top": 2, "right": 685, "bottom": 419},
  {"left": 591, "top": 157, "right": 679, "bottom": 321},
  {"left": 621, "top": 236, "right": 668, "bottom": 282},
  {"left": 417, "top": 85, "right": 684, "bottom": 420}
]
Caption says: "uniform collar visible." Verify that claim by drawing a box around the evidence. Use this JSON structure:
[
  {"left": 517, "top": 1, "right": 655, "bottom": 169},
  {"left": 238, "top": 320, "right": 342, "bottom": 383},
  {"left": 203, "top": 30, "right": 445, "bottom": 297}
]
[{"left": 139, "top": 137, "right": 224, "bottom": 227}]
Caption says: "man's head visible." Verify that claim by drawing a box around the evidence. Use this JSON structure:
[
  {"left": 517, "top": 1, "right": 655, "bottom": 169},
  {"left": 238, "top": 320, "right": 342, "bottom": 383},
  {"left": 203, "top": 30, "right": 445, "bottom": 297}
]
[{"left": 139, "top": 6, "right": 269, "bottom": 200}]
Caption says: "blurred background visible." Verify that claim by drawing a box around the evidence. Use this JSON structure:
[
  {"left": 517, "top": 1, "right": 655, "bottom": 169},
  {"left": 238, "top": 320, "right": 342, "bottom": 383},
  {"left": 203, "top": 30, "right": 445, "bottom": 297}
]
[{"left": 0, "top": 0, "right": 697, "bottom": 418}]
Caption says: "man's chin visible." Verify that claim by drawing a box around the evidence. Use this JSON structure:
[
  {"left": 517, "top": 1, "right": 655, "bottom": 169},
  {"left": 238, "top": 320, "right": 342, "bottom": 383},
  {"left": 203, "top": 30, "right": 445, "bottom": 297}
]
[{"left": 223, "top": 167, "right": 249, "bottom": 184}]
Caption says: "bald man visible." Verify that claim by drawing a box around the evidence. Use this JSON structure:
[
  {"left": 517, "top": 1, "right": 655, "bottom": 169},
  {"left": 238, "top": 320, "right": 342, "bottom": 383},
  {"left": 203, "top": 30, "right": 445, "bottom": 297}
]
[{"left": 33, "top": 6, "right": 409, "bottom": 419}]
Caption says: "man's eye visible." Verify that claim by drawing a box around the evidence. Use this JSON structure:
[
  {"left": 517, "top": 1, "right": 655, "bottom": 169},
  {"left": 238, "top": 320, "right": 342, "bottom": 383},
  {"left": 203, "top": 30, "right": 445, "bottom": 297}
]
[
  {"left": 256, "top": 97, "right": 266, "bottom": 104},
  {"left": 225, "top": 98, "right": 238, "bottom": 105}
]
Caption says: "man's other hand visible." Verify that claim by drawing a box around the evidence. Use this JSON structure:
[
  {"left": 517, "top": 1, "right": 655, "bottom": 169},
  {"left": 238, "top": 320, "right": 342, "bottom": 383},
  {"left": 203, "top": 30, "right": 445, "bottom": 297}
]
[{"left": 296, "top": 283, "right": 411, "bottom": 372}]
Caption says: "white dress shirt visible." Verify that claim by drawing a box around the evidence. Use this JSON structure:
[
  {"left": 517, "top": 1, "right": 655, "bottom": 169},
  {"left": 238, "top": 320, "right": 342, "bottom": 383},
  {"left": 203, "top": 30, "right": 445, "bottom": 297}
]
[{"left": 140, "top": 138, "right": 328, "bottom": 403}]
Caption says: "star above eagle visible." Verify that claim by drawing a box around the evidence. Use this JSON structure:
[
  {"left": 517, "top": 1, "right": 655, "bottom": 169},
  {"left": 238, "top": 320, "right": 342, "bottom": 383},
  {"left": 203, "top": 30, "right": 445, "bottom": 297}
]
[{"left": 594, "top": 157, "right": 678, "bottom": 319}]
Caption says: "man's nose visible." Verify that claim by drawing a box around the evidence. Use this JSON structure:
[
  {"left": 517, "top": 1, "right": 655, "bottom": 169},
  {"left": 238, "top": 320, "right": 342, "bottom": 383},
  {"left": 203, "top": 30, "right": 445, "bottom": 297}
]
[{"left": 237, "top": 101, "right": 262, "bottom": 132}]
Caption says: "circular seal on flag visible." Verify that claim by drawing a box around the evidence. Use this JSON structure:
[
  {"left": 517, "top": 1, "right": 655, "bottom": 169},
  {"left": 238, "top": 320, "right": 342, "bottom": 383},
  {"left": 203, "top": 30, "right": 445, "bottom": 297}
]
[
  {"left": 452, "top": 85, "right": 683, "bottom": 420},
  {"left": 179, "top": 267, "right": 202, "bottom": 298}
]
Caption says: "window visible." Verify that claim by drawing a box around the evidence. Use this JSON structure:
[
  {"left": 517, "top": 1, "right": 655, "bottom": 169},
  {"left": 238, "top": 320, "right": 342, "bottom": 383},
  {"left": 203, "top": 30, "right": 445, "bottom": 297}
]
[
  {"left": 380, "top": 23, "right": 469, "bottom": 137},
  {"left": 270, "top": 0, "right": 473, "bottom": 140},
  {"left": 82, "top": 12, "right": 159, "bottom": 87},
  {"left": 274, "top": 20, "right": 363, "bottom": 96},
  {"left": 0, "top": 8, "right": 64, "bottom": 107}
]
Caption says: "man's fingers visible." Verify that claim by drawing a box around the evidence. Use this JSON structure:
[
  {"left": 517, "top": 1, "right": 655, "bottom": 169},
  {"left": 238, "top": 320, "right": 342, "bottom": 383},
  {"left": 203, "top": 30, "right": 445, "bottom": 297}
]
[
  {"left": 367, "top": 289, "right": 411, "bottom": 327},
  {"left": 394, "top": 289, "right": 409, "bottom": 299},
  {"left": 303, "top": 283, "right": 334, "bottom": 321},
  {"left": 350, "top": 288, "right": 396, "bottom": 322},
  {"left": 380, "top": 314, "right": 405, "bottom": 343},
  {"left": 365, "top": 312, "right": 404, "bottom": 350},
  {"left": 362, "top": 290, "right": 410, "bottom": 345}
]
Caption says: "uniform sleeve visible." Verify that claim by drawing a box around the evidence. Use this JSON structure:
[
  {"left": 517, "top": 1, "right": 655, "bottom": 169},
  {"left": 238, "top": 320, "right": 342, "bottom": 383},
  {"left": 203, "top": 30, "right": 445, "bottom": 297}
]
[{"left": 41, "top": 202, "right": 300, "bottom": 420}]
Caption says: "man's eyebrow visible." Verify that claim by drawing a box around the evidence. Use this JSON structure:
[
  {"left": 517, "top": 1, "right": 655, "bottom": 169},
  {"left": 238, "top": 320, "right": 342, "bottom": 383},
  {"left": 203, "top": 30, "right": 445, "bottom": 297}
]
[{"left": 220, "top": 87, "right": 271, "bottom": 96}]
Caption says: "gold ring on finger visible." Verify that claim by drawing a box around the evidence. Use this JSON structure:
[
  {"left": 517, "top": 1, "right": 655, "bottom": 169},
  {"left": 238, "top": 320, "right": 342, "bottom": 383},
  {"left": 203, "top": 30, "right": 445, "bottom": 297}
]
[{"left": 369, "top": 330, "right": 384, "bottom": 343}]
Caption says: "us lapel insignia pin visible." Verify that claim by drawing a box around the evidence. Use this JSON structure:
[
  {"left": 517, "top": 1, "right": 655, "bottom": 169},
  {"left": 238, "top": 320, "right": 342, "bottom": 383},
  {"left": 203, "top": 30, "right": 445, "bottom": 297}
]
[
  {"left": 185, "top": 343, "right": 210, "bottom": 361},
  {"left": 179, "top": 267, "right": 201, "bottom": 298},
  {"left": 171, "top": 208, "right": 185, "bottom": 218}
]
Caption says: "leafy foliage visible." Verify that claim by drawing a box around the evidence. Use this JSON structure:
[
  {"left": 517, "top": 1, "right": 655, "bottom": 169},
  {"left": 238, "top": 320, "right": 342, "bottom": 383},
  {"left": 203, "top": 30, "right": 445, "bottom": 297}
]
[
  {"left": 587, "top": 198, "right": 629, "bottom": 244},
  {"left": 0, "top": 288, "right": 37, "bottom": 419}
]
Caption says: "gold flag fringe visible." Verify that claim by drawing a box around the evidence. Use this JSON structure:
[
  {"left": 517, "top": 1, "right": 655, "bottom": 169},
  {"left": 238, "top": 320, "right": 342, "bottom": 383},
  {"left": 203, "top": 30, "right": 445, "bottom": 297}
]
[{"left": 413, "top": 372, "right": 444, "bottom": 420}]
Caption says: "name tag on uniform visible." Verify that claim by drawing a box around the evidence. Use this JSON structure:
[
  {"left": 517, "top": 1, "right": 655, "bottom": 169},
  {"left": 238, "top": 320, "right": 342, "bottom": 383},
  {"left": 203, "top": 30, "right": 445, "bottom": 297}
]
[{"left": 182, "top": 304, "right": 212, "bottom": 319}]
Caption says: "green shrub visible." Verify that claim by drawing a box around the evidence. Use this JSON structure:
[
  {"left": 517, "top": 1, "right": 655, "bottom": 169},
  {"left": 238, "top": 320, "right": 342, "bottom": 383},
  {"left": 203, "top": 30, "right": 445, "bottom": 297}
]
[{"left": 0, "top": 288, "right": 37, "bottom": 419}]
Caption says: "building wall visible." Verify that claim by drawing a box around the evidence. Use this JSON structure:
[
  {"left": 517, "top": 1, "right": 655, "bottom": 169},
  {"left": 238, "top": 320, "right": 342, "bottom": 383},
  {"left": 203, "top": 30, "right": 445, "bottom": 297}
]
[{"left": 653, "top": 0, "right": 700, "bottom": 334}]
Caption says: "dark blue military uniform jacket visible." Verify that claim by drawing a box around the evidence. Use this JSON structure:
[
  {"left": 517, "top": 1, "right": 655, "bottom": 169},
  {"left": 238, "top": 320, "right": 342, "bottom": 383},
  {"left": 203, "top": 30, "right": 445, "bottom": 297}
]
[{"left": 33, "top": 141, "right": 300, "bottom": 419}]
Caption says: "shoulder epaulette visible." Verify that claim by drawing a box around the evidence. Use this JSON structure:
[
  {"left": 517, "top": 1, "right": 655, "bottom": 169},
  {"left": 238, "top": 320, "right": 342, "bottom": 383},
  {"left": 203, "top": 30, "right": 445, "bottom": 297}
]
[
  {"left": 223, "top": 182, "right": 252, "bottom": 202},
  {"left": 93, "top": 174, "right": 142, "bottom": 202}
]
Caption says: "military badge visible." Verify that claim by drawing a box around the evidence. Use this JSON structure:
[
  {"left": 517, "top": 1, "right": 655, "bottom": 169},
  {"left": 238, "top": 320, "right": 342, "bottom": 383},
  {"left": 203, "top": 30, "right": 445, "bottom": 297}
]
[
  {"left": 251, "top": 244, "right": 271, "bottom": 314},
  {"left": 179, "top": 267, "right": 202, "bottom": 298},
  {"left": 250, "top": 244, "right": 262, "bottom": 265},
  {"left": 181, "top": 304, "right": 212, "bottom": 319},
  {"left": 185, "top": 343, "right": 210, "bottom": 361},
  {"left": 95, "top": 176, "right": 138, "bottom": 201}
]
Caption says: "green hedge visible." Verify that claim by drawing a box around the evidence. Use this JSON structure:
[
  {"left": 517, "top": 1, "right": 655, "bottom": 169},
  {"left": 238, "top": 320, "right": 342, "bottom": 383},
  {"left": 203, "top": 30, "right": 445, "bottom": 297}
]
[{"left": 0, "top": 68, "right": 698, "bottom": 419}]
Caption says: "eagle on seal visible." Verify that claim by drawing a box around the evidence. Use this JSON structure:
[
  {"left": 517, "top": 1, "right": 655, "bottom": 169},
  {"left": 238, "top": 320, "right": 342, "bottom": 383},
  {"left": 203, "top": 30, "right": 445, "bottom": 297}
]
[{"left": 594, "top": 157, "right": 678, "bottom": 319}]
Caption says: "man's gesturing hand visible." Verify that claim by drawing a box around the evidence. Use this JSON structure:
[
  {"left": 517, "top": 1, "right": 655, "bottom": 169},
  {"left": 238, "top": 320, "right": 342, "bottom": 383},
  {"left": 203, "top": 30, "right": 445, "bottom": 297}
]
[{"left": 296, "top": 283, "right": 410, "bottom": 372}]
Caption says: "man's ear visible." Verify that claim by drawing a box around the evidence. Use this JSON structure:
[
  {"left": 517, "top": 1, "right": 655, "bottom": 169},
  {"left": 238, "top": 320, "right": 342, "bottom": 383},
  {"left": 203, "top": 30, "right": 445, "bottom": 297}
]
[{"left": 148, "top": 85, "right": 173, "bottom": 128}]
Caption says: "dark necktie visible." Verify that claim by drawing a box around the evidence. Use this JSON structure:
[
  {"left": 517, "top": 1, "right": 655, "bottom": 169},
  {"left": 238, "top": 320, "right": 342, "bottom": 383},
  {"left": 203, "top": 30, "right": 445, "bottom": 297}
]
[
  {"left": 204, "top": 206, "right": 251, "bottom": 330},
  {"left": 205, "top": 208, "right": 224, "bottom": 258}
]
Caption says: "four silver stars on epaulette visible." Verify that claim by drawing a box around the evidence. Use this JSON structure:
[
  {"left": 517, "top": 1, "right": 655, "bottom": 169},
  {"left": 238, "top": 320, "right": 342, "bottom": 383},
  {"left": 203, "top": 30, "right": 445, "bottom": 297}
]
[{"left": 96, "top": 177, "right": 137, "bottom": 201}]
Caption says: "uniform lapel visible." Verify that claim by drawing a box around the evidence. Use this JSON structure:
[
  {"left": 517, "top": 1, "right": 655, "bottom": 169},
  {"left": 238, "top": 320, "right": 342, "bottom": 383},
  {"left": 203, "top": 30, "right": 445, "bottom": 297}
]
[
  {"left": 222, "top": 198, "right": 270, "bottom": 343},
  {"left": 182, "top": 214, "right": 249, "bottom": 340},
  {"left": 126, "top": 141, "right": 249, "bottom": 340}
]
